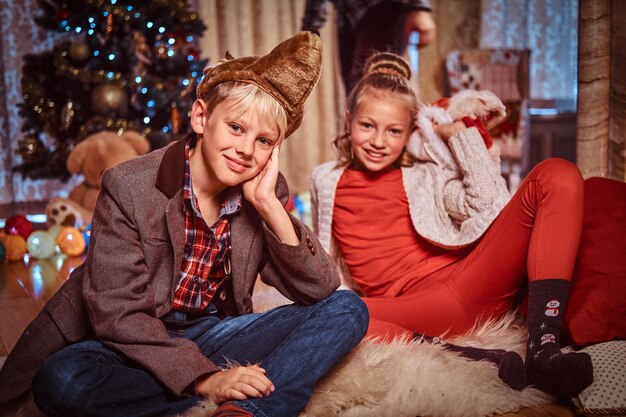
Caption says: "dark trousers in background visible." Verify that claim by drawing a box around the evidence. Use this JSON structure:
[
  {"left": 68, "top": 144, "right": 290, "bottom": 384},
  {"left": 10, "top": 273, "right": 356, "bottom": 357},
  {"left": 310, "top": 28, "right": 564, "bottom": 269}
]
[{"left": 338, "top": 2, "right": 408, "bottom": 92}]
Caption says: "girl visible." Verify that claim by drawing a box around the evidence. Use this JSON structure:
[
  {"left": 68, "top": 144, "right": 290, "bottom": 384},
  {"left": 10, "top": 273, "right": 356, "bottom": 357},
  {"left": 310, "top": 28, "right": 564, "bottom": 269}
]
[{"left": 311, "top": 52, "right": 593, "bottom": 397}]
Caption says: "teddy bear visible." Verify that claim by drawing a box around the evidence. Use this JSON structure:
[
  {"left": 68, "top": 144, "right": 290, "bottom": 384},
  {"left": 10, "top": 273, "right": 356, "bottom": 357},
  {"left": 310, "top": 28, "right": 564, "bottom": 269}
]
[{"left": 46, "top": 130, "right": 150, "bottom": 228}]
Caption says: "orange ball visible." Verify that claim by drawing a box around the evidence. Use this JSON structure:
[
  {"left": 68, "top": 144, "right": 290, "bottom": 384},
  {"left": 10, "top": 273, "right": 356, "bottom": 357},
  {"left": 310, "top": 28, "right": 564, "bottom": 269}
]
[
  {"left": 1, "top": 234, "right": 28, "bottom": 262},
  {"left": 56, "top": 226, "right": 86, "bottom": 257}
]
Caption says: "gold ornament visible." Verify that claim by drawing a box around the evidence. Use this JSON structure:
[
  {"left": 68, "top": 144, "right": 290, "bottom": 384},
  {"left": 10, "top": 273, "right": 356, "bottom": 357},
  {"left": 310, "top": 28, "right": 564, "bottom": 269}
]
[
  {"left": 60, "top": 99, "right": 75, "bottom": 130},
  {"left": 68, "top": 39, "right": 91, "bottom": 62},
  {"left": 56, "top": 226, "right": 86, "bottom": 257},
  {"left": 91, "top": 84, "right": 128, "bottom": 117},
  {"left": 17, "top": 135, "right": 43, "bottom": 163}
]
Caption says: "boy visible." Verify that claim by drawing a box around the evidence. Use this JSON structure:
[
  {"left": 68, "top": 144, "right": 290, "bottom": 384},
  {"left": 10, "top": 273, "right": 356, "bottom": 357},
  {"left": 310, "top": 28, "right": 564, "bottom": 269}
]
[{"left": 0, "top": 31, "right": 368, "bottom": 417}]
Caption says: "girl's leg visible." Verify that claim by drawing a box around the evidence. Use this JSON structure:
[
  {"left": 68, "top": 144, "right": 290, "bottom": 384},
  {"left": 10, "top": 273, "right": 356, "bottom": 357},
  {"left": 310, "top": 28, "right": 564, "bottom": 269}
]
[
  {"left": 367, "top": 159, "right": 591, "bottom": 395},
  {"left": 366, "top": 317, "right": 526, "bottom": 390},
  {"left": 443, "top": 159, "right": 591, "bottom": 395}
]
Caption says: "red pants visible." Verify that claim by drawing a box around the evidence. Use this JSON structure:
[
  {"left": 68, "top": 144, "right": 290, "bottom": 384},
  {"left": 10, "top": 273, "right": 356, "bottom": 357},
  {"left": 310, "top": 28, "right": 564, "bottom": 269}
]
[{"left": 365, "top": 159, "right": 584, "bottom": 339}]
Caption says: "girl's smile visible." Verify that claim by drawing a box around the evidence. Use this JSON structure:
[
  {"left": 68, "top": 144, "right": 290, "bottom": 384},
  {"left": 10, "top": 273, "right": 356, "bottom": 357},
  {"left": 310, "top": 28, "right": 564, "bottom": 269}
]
[{"left": 348, "top": 93, "right": 413, "bottom": 172}]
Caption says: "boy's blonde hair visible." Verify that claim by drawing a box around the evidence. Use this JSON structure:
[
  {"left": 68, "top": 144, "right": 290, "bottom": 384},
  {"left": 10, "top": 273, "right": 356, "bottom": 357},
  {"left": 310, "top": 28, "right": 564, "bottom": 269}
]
[
  {"left": 334, "top": 52, "right": 423, "bottom": 168},
  {"left": 197, "top": 31, "right": 322, "bottom": 138},
  {"left": 202, "top": 81, "right": 288, "bottom": 141}
]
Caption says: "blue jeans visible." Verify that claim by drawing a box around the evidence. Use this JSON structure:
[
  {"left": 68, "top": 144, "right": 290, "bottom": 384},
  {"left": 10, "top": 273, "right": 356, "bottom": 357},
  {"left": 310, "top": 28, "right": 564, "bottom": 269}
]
[{"left": 32, "top": 290, "right": 368, "bottom": 417}]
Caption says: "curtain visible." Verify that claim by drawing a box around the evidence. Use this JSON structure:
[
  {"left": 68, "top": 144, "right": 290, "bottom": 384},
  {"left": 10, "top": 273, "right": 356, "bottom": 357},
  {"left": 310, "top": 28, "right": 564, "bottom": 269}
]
[
  {"left": 480, "top": 0, "right": 578, "bottom": 103},
  {"left": 0, "top": 0, "right": 82, "bottom": 214},
  {"left": 197, "top": 0, "right": 343, "bottom": 193}
]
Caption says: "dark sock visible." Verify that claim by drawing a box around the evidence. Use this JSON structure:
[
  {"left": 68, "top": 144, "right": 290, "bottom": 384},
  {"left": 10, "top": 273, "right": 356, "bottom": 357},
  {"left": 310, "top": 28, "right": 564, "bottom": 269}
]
[
  {"left": 413, "top": 333, "right": 527, "bottom": 390},
  {"left": 211, "top": 402, "right": 253, "bottom": 417},
  {"left": 526, "top": 279, "right": 593, "bottom": 396}
]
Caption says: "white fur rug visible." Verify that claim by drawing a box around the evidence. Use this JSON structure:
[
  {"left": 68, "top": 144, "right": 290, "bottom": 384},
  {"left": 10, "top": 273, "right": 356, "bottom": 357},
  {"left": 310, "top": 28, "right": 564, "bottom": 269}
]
[{"left": 180, "top": 286, "right": 556, "bottom": 417}]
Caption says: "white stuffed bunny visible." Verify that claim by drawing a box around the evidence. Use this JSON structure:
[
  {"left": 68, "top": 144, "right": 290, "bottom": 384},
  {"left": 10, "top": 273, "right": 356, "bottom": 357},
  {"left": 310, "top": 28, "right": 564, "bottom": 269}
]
[{"left": 407, "top": 89, "right": 506, "bottom": 170}]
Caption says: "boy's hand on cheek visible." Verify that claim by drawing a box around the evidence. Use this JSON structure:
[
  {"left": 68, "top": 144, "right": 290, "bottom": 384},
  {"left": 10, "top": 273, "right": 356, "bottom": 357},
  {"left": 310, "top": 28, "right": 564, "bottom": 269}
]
[
  {"left": 195, "top": 365, "right": 275, "bottom": 403},
  {"left": 243, "top": 145, "right": 299, "bottom": 245},
  {"left": 243, "top": 145, "right": 282, "bottom": 216}
]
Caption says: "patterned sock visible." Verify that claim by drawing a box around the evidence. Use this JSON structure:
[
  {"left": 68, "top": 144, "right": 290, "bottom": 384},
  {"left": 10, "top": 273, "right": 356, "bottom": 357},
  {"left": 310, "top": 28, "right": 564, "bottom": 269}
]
[
  {"left": 413, "top": 333, "right": 527, "bottom": 390},
  {"left": 526, "top": 279, "right": 593, "bottom": 396},
  {"left": 211, "top": 402, "right": 253, "bottom": 417}
]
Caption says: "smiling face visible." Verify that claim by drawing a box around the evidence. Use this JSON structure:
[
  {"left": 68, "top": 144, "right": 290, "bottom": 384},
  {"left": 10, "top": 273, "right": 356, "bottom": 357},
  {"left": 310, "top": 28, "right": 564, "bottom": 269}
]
[
  {"left": 348, "top": 91, "right": 413, "bottom": 172},
  {"left": 189, "top": 85, "right": 285, "bottom": 195}
]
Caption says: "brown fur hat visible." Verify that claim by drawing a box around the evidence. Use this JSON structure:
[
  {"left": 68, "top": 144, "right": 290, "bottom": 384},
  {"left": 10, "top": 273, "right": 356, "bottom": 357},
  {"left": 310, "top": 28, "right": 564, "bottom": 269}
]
[{"left": 196, "top": 30, "right": 322, "bottom": 138}]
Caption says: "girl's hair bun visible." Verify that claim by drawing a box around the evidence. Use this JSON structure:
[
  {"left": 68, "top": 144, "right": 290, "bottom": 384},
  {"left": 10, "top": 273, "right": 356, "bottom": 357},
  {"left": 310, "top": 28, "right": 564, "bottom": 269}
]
[{"left": 362, "top": 52, "right": 412, "bottom": 81}]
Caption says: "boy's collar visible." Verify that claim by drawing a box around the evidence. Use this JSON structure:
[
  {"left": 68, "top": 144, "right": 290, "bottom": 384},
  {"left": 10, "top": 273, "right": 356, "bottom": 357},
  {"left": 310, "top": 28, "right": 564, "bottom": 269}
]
[{"left": 156, "top": 133, "right": 191, "bottom": 198}]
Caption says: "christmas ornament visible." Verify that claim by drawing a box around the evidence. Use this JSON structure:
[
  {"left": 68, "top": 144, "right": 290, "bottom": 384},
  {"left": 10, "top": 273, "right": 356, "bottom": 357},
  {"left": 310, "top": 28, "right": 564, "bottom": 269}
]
[
  {"left": 47, "top": 224, "right": 63, "bottom": 240},
  {"left": 106, "top": 13, "right": 114, "bottom": 34},
  {"left": 132, "top": 31, "right": 152, "bottom": 65},
  {"left": 55, "top": 7, "right": 70, "bottom": 23},
  {"left": 171, "top": 103, "right": 181, "bottom": 134},
  {"left": 60, "top": 99, "right": 76, "bottom": 130},
  {"left": 91, "top": 84, "right": 129, "bottom": 117},
  {"left": 4, "top": 214, "right": 34, "bottom": 240},
  {"left": 26, "top": 230, "right": 56, "bottom": 259},
  {"left": 17, "top": 136, "right": 44, "bottom": 164},
  {"left": 56, "top": 226, "right": 86, "bottom": 257},
  {"left": 68, "top": 39, "right": 91, "bottom": 63},
  {"left": 1, "top": 234, "right": 28, "bottom": 262}
]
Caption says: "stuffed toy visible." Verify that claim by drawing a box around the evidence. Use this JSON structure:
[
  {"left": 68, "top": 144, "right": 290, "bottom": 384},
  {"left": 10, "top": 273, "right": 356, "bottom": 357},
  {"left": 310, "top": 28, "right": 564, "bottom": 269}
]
[
  {"left": 407, "top": 89, "right": 506, "bottom": 170},
  {"left": 46, "top": 130, "right": 150, "bottom": 228}
]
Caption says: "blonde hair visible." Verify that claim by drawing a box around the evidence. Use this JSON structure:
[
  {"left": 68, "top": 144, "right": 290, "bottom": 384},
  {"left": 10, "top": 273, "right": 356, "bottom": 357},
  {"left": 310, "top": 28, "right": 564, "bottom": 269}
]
[
  {"left": 202, "top": 81, "right": 288, "bottom": 140},
  {"left": 334, "top": 52, "right": 423, "bottom": 168}
]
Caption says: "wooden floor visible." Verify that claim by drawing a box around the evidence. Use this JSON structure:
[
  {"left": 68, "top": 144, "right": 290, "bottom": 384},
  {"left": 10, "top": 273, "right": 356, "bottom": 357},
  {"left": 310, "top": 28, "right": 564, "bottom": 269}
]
[{"left": 0, "top": 254, "right": 84, "bottom": 356}]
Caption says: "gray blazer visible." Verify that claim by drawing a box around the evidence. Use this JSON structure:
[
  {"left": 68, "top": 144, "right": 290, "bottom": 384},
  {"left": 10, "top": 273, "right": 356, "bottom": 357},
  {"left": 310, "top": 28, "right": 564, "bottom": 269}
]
[{"left": 0, "top": 134, "right": 340, "bottom": 403}]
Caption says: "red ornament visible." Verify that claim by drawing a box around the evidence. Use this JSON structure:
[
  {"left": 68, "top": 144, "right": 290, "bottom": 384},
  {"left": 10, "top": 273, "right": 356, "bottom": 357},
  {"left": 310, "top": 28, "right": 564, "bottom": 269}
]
[
  {"left": 56, "top": 7, "right": 70, "bottom": 22},
  {"left": 188, "top": 48, "right": 200, "bottom": 60},
  {"left": 4, "top": 214, "right": 34, "bottom": 240}
]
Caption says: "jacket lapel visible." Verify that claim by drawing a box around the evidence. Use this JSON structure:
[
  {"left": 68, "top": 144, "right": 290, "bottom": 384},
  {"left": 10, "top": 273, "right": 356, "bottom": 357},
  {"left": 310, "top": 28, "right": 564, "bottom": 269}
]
[{"left": 155, "top": 135, "right": 189, "bottom": 288}]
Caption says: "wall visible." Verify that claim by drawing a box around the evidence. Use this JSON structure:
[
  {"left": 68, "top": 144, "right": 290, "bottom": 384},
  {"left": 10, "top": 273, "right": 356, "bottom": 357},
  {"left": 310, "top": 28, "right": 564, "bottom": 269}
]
[{"left": 577, "top": 0, "right": 626, "bottom": 181}]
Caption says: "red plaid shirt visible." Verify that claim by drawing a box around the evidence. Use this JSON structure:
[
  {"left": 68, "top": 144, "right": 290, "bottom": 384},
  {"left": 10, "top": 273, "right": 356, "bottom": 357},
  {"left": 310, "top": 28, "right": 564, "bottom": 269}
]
[{"left": 172, "top": 137, "right": 241, "bottom": 313}]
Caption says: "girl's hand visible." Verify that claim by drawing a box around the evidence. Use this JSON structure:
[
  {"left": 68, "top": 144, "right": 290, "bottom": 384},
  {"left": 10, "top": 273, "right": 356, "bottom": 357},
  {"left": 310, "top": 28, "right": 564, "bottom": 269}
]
[
  {"left": 433, "top": 120, "right": 467, "bottom": 142},
  {"left": 195, "top": 365, "right": 275, "bottom": 403},
  {"left": 242, "top": 145, "right": 280, "bottom": 211}
]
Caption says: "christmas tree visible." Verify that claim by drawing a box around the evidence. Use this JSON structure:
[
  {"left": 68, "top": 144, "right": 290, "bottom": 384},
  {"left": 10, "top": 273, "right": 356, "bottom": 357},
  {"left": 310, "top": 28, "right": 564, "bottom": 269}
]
[{"left": 16, "top": 0, "right": 207, "bottom": 180}]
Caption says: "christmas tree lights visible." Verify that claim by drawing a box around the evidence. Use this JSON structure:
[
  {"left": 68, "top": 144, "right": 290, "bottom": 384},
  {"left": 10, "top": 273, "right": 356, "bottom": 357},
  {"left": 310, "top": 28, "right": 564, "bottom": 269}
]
[{"left": 16, "top": 0, "right": 207, "bottom": 179}]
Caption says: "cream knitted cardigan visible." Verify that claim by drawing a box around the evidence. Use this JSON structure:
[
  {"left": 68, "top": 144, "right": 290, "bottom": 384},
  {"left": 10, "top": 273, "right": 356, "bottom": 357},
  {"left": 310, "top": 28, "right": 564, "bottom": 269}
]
[{"left": 310, "top": 127, "right": 511, "bottom": 289}]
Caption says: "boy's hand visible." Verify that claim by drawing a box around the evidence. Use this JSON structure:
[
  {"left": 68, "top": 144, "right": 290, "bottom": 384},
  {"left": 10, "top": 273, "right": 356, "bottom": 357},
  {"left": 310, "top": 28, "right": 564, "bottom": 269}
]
[
  {"left": 242, "top": 145, "right": 281, "bottom": 211},
  {"left": 242, "top": 145, "right": 299, "bottom": 245},
  {"left": 195, "top": 365, "right": 275, "bottom": 403}
]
